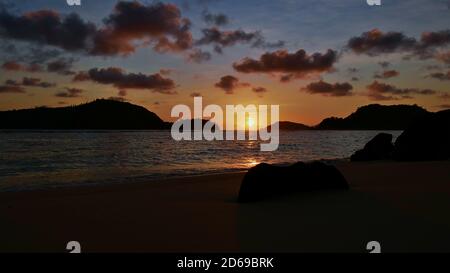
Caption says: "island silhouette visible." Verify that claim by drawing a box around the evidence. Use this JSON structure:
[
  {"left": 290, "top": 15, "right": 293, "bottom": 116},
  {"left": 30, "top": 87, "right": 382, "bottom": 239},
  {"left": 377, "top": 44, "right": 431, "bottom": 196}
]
[
  {"left": 0, "top": 99, "right": 435, "bottom": 131},
  {"left": 0, "top": 99, "right": 170, "bottom": 130}
]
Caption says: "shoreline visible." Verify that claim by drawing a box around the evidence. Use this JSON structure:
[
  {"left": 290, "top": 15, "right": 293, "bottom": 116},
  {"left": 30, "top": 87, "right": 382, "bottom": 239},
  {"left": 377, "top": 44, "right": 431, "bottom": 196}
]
[
  {"left": 1, "top": 161, "right": 450, "bottom": 252},
  {"left": 0, "top": 169, "right": 248, "bottom": 194},
  {"left": 0, "top": 158, "right": 351, "bottom": 193}
]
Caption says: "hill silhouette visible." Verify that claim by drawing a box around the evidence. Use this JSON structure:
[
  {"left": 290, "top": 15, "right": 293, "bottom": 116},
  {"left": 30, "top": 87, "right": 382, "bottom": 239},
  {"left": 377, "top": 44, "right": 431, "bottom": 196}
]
[
  {"left": 0, "top": 101, "right": 435, "bottom": 131},
  {"left": 267, "top": 121, "right": 312, "bottom": 131},
  {"left": 0, "top": 99, "right": 170, "bottom": 130},
  {"left": 315, "top": 104, "right": 430, "bottom": 130}
]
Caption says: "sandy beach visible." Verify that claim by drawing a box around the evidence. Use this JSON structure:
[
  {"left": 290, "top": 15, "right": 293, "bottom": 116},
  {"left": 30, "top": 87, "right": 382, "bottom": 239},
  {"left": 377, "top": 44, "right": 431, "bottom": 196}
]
[{"left": 1, "top": 161, "right": 449, "bottom": 253}]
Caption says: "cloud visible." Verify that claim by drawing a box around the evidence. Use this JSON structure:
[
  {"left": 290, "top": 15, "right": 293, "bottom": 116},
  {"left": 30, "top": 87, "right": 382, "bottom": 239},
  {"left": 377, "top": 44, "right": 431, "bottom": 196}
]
[
  {"left": 252, "top": 87, "right": 268, "bottom": 93},
  {"left": 0, "top": 10, "right": 97, "bottom": 53},
  {"left": 187, "top": 49, "right": 211, "bottom": 63},
  {"left": 196, "top": 27, "right": 284, "bottom": 53},
  {"left": 72, "top": 71, "right": 91, "bottom": 82},
  {"left": 378, "top": 61, "right": 391, "bottom": 68},
  {"left": 255, "top": 40, "right": 286, "bottom": 49},
  {"left": 214, "top": 75, "right": 250, "bottom": 94},
  {"left": 420, "top": 30, "right": 450, "bottom": 48},
  {"left": 196, "top": 28, "right": 257, "bottom": 47},
  {"left": 252, "top": 86, "right": 268, "bottom": 97},
  {"left": 366, "top": 81, "right": 437, "bottom": 101},
  {"left": 2, "top": 61, "right": 43, "bottom": 72},
  {"left": 374, "top": 70, "right": 400, "bottom": 79},
  {"left": 2, "top": 58, "right": 76, "bottom": 75},
  {"left": 0, "top": 1, "right": 15, "bottom": 11},
  {"left": 5, "top": 77, "right": 55, "bottom": 88},
  {"left": 214, "top": 76, "right": 266, "bottom": 96},
  {"left": 279, "top": 74, "right": 295, "bottom": 82},
  {"left": 0, "top": 2, "right": 194, "bottom": 57},
  {"left": 301, "top": 80, "right": 353, "bottom": 97},
  {"left": 0, "top": 85, "right": 25, "bottom": 94},
  {"left": 55, "top": 87, "right": 83, "bottom": 98},
  {"left": 423, "top": 65, "right": 443, "bottom": 71},
  {"left": 0, "top": 42, "right": 64, "bottom": 65},
  {"left": 427, "top": 71, "right": 450, "bottom": 81},
  {"left": 47, "top": 58, "right": 76, "bottom": 75},
  {"left": 93, "top": 1, "right": 193, "bottom": 56},
  {"left": 74, "top": 67, "right": 177, "bottom": 94},
  {"left": 4, "top": 79, "right": 19, "bottom": 86},
  {"left": 21, "top": 77, "right": 55, "bottom": 88},
  {"left": 233, "top": 49, "right": 338, "bottom": 81},
  {"left": 347, "top": 29, "right": 417, "bottom": 55},
  {"left": 0, "top": 2, "right": 282, "bottom": 61},
  {"left": 202, "top": 10, "right": 229, "bottom": 26},
  {"left": 347, "top": 67, "right": 359, "bottom": 73},
  {"left": 347, "top": 29, "right": 450, "bottom": 58},
  {"left": 23, "top": 46, "right": 64, "bottom": 64}
]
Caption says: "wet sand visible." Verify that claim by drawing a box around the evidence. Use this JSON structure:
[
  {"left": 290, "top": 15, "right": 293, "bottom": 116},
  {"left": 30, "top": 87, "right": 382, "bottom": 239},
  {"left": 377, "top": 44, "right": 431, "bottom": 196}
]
[{"left": 1, "top": 161, "right": 449, "bottom": 253}]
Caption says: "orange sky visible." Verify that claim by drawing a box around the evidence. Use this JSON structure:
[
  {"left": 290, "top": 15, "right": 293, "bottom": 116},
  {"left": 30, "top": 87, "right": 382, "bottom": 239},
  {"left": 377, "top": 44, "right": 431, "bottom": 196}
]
[{"left": 0, "top": 1, "right": 449, "bottom": 126}]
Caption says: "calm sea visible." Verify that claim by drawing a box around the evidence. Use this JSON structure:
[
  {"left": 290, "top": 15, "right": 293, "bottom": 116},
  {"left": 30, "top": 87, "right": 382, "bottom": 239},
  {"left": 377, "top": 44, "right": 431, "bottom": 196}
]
[{"left": 0, "top": 130, "right": 401, "bottom": 191}]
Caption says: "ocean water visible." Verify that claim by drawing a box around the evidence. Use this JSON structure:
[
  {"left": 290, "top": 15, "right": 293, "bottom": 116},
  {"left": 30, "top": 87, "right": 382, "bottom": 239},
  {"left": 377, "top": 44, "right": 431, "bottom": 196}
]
[{"left": 0, "top": 130, "right": 401, "bottom": 191}]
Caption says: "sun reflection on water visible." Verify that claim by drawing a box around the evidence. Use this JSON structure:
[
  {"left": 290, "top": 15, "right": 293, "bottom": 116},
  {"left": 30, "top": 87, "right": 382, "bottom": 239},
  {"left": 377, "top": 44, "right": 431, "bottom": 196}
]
[{"left": 244, "top": 158, "right": 260, "bottom": 168}]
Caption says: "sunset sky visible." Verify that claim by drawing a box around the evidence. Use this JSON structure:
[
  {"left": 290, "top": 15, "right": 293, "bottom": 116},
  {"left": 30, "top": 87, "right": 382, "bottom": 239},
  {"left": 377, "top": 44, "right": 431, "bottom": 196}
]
[{"left": 0, "top": 0, "right": 449, "bottom": 125}]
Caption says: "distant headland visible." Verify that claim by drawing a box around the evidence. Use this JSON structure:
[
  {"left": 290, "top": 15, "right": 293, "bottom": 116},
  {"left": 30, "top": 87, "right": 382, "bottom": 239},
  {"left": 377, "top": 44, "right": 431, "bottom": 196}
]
[{"left": 0, "top": 99, "right": 170, "bottom": 130}]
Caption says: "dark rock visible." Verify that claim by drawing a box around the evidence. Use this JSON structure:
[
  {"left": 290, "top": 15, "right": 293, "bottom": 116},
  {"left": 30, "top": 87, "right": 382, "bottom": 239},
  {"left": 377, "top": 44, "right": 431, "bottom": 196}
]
[
  {"left": 350, "top": 133, "right": 394, "bottom": 161},
  {"left": 393, "top": 110, "right": 450, "bottom": 161},
  {"left": 238, "top": 161, "right": 349, "bottom": 203}
]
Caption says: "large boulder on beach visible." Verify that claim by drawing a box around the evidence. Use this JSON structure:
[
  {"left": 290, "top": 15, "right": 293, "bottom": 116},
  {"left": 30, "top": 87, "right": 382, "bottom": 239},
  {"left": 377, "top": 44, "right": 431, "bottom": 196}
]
[
  {"left": 393, "top": 109, "right": 450, "bottom": 161},
  {"left": 350, "top": 133, "right": 394, "bottom": 161},
  {"left": 238, "top": 161, "right": 349, "bottom": 203}
]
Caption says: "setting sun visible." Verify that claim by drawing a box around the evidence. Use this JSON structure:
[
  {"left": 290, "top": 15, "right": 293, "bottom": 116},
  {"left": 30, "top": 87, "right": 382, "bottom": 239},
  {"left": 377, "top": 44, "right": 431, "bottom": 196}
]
[{"left": 247, "top": 117, "right": 255, "bottom": 128}]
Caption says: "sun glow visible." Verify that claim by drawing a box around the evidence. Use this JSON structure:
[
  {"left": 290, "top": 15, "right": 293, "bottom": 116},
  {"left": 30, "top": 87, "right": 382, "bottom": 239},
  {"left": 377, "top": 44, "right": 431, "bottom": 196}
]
[
  {"left": 245, "top": 158, "right": 260, "bottom": 168},
  {"left": 247, "top": 117, "right": 255, "bottom": 128}
]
